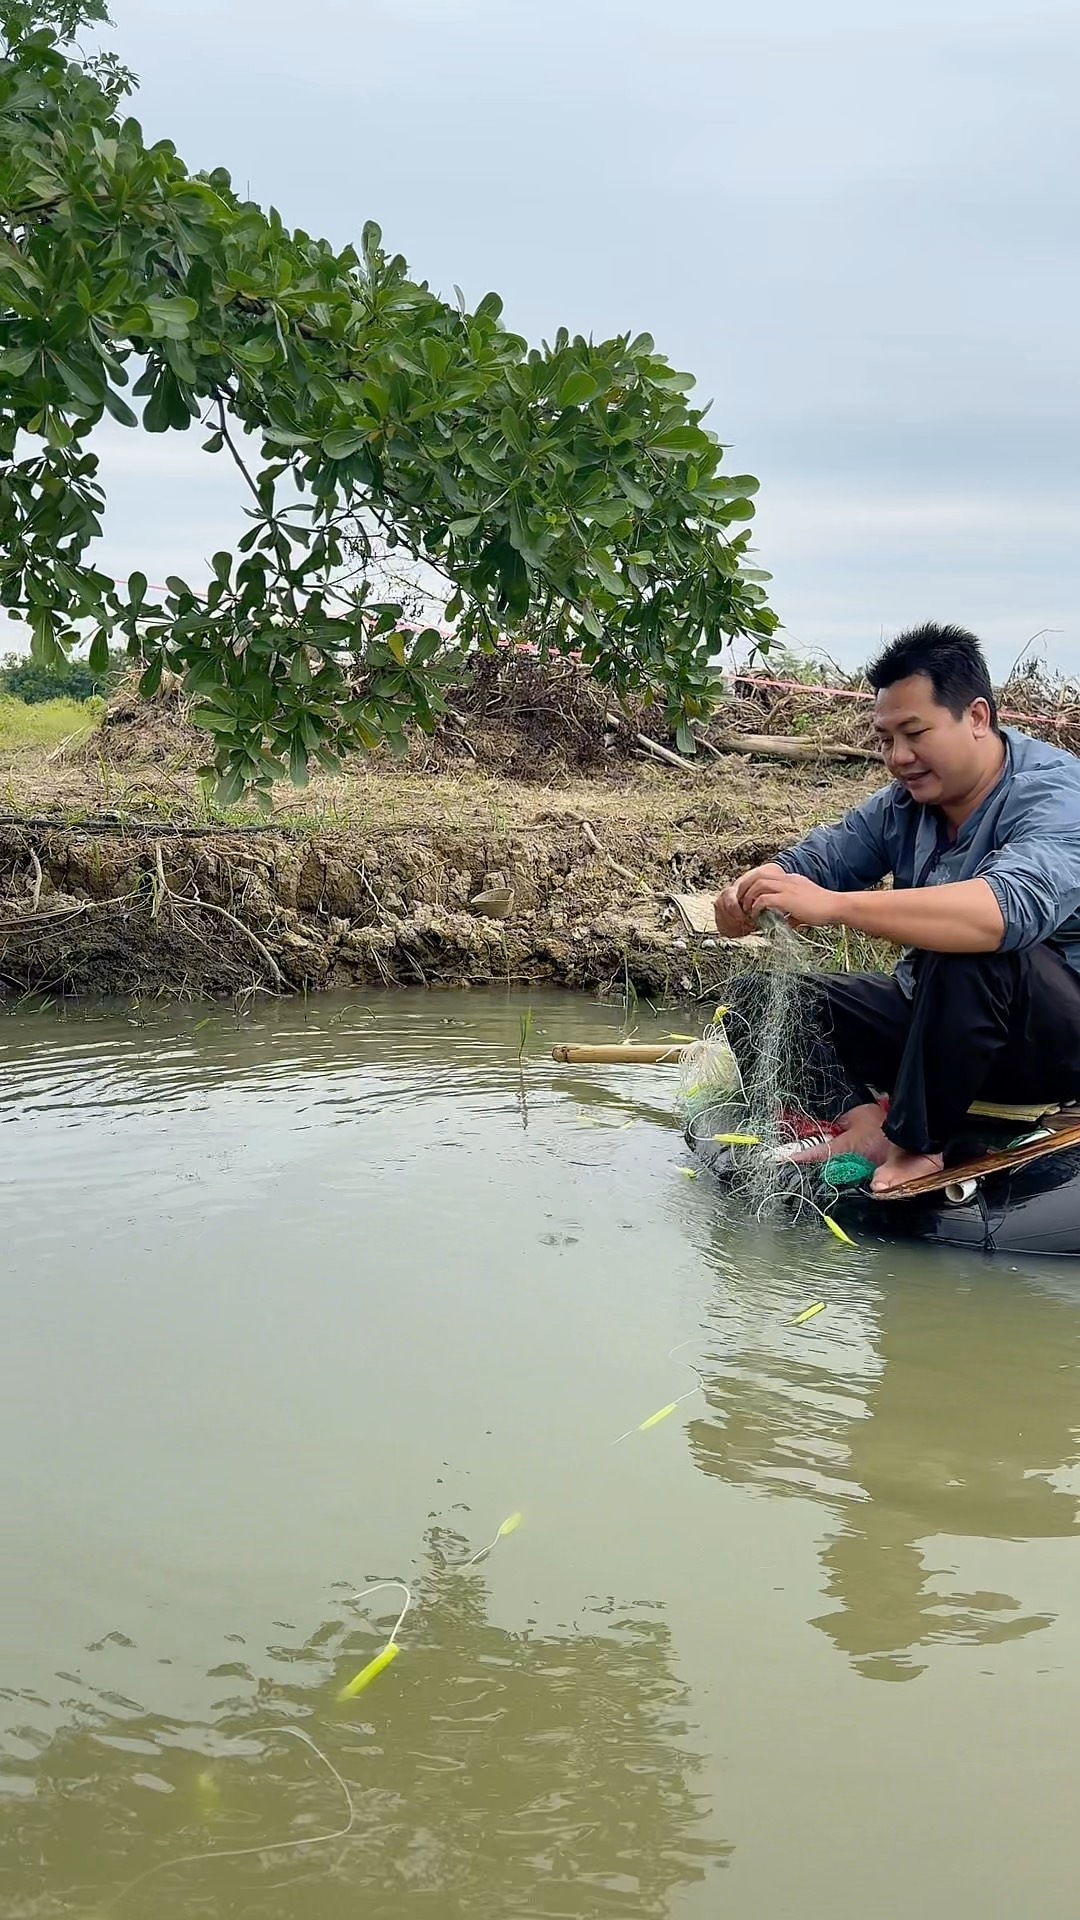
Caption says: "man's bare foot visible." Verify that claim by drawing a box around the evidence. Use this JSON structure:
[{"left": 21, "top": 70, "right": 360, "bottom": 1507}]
[
  {"left": 791, "top": 1101, "right": 889, "bottom": 1166},
  {"left": 870, "top": 1145, "right": 945, "bottom": 1194}
]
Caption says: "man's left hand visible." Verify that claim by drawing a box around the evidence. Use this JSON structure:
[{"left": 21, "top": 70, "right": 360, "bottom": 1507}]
[{"left": 737, "top": 869, "right": 843, "bottom": 929}]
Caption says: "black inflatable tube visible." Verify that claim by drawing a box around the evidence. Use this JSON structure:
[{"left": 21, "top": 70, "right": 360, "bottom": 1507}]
[{"left": 688, "top": 1123, "right": 1080, "bottom": 1259}]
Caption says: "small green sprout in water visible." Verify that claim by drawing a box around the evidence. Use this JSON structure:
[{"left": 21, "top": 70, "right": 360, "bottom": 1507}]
[{"left": 517, "top": 1006, "right": 534, "bottom": 1061}]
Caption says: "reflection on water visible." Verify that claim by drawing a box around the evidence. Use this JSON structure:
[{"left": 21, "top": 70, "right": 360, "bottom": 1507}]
[
  {"left": 3, "top": 1530, "right": 726, "bottom": 1917},
  {"left": 689, "top": 1221, "right": 1080, "bottom": 1682},
  {"left": 4, "top": 989, "right": 1080, "bottom": 1917}
]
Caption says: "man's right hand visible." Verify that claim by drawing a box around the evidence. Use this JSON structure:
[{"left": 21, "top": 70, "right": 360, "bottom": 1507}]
[{"left": 713, "top": 863, "right": 787, "bottom": 937}]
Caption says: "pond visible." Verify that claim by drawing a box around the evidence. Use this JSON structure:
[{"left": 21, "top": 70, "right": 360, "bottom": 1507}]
[{"left": 3, "top": 989, "right": 1080, "bottom": 1918}]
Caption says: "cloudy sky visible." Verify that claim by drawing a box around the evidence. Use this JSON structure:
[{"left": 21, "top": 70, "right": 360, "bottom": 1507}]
[{"left": 87, "top": 0, "right": 1078, "bottom": 676}]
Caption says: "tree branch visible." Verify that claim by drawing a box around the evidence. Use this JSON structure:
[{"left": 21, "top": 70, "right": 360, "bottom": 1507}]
[{"left": 215, "top": 393, "right": 264, "bottom": 509}]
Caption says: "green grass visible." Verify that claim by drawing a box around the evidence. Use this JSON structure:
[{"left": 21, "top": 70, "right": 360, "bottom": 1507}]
[
  {"left": 805, "top": 923, "right": 898, "bottom": 974},
  {"left": 0, "top": 693, "right": 101, "bottom": 751}
]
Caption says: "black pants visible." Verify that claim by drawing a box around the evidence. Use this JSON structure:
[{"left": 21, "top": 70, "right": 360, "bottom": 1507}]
[{"left": 724, "top": 946, "right": 1080, "bottom": 1156}]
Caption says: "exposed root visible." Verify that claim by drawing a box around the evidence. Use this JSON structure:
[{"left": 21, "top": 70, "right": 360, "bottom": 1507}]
[{"left": 151, "top": 840, "right": 285, "bottom": 990}]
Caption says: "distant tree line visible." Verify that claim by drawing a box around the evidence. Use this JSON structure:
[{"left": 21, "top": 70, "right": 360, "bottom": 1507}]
[{"left": 0, "top": 647, "right": 124, "bottom": 702}]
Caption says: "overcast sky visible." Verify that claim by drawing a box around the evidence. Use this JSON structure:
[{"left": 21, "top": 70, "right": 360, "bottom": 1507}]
[{"left": 85, "top": 0, "right": 1079, "bottom": 676}]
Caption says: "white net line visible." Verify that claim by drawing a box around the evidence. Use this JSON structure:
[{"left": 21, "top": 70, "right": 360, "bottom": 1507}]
[{"left": 678, "top": 916, "right": 850, "bottom": 1223}]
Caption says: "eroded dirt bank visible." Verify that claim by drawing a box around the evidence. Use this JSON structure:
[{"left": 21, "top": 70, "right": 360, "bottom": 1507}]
[
  {"left": 0, "top": 806, "right": 808, "bottom": 999},
  {"left": 0, "top": 677, "right": 880, "bottom": 999}
]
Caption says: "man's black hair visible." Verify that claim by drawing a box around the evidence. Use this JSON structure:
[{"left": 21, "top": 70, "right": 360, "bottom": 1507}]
[{"left": 867, "top": 622, "right": 1000, "bottom": 731}]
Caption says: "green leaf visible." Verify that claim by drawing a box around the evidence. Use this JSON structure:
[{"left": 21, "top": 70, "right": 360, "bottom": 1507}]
[
  {"left": 128, "top": 573, "right": 147, "bottom": 612},
  {"left": 0, "top": 235, "right": 43, "bottom": 289},
  {"left": 102, "top": 385, "right": 138, "bottom": 427},
  {"left": 586, "top": 554, "right": 628, "bottom": 599},
  {"left": 289, "top": 736, "right": 309, "bottom": 785},
  {"left": 0, "top": 346, "right": 36, "bottom": 379},
  {"left": 215, "top": 765, "right": 247, "bottom": 809},
  {"left": 649, "top": 368, "right": 696, "bottom": 393},
  {"left": 191, "top": 707, "right": 238, "bottom": 733},
  {"left": 322, "top": 427, "right": 368, "bottom": 460},
  {"left": 500, "top": 406, "right": 529, "bottom": 453},
  {"left": 139, "top": 657, "right": 163, "bottom": 698},
  {"left": 650, "top": 425, "right": 710, "bottom": 455},
  {"left": 88, "top": 630, "right": 110, "bottom": 673},
  {"left": 347, "top": 713, "right": 384, "bottom": 751},
  {"left": 449, "top": 514, "right": 481, "bottom": 538},
  {"left": 559, "top": 371, "right": 599, "bottom": 407},
  {"left": 387, "top": 370, "right": 411, "bottom": 415},
  {"left": 421, "top": 336, "right": 451, "bottom": 380},
  {"left": 232, "top": 338, "right": 276, "bottom": 367},
  {"left": 144, "top": 294, "right": 198, "bottom": 335},
  {"left": 675, "top": 720, "right": 696, "bottom": 756},
  {"left": 212, "top": 551, "right": 231, "bottom": 586},
  {"left": 50, "top": 354, "right": 104, "bottom": 408},
  {"left": 583, "top": 498, "right": 631, "bottom": 529},
  {"left": 30, "top": 609, "right": 63, "bottom": 668},
  {"left": 410, "top": 628, "right": 444, "bottom": 665},
  {"left": 142, "top": 377, "right": 172, "bottom": 433},
  {"left": 615, "top": 470, "right": 653, "bottom": 510}
]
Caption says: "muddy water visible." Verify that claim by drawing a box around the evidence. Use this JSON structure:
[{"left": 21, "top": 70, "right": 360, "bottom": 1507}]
[{"left": 3, "top": 989, "right": 1080, "bottom": 1919}]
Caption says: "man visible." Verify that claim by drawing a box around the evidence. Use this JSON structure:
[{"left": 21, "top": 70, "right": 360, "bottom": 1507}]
[{"left": 713, "top": 623, "right": 1080, "bottom": 1193}]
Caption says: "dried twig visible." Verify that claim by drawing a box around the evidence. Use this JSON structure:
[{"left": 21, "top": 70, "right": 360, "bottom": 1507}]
[
  {"left": 605, "top": 713, "right": 697, "bottom": 772},
  {"left": 0, "top": 903, "right": 89, "bottom": 937},
  {"left": 635, "top": 733, "right": 696, "bottom": 772},
  {"left": 711, "top": 731, "right": 878, "bottom": 764},
  {"left": 690, "top": 730, "right": 724, "bottom": 759},
  {"left": 357, "top": 865, "right": 386, "bottom": 920},
  {"left": 0, "top": 815, "right": 298, "bottom": 839},
  {"left": 443, "top": 713, "right": 478, "bottom": 759},
  {"left": 152, "top": 841, "right": 166, "bottom": 921},
  {"left": 173, "top": 895, "right": 285, "bottom": 989},
  {"left": 579, "top": 819, "right": 644, "bottom": 890},
  {"left": 43, "top": 730, "right": 85, "bottom": 766}
]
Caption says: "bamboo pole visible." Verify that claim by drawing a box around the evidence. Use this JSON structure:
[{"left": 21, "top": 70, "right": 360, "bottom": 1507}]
[{"left": 550, "top": 1043, "right": 686, "bottom": 1064}]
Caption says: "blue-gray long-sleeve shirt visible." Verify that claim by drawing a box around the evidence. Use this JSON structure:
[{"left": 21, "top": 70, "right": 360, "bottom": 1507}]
[{"left": 776, "top": 728, "right": 1080, "bottom": 993}]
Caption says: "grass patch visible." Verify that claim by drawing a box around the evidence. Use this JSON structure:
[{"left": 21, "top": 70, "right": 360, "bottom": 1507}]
[
  {"left": 0, "top": 694, "right": 100, "bottom": 752},
  {"left": 803, "top": 923, "right": 898, "bottom": 975}
]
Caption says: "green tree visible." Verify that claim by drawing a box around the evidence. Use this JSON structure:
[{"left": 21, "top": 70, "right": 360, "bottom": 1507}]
[
  {"left": 0, "top": 640, "right": 118, "bottom": 698},
  {"left": 0, "top": 0, "right": 776, "bottom": 802}
]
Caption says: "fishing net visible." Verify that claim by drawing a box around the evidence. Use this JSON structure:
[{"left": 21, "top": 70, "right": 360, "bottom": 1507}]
[{"left": 678, "top": 914, "right": 865, "bottom": 1222}]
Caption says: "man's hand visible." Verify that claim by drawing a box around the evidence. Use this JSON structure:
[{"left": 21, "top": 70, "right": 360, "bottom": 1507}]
[
  {"left": 737, "top": 868, "right": 844, "bottom": 930},
  {"left": 713, "top": 863, "right": 786, "bottom": 937}
]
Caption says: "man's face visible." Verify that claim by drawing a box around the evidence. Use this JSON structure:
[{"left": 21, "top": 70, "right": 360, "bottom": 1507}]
[{"left": 873, "top": 672, "right": 991, "bottom": 807}]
